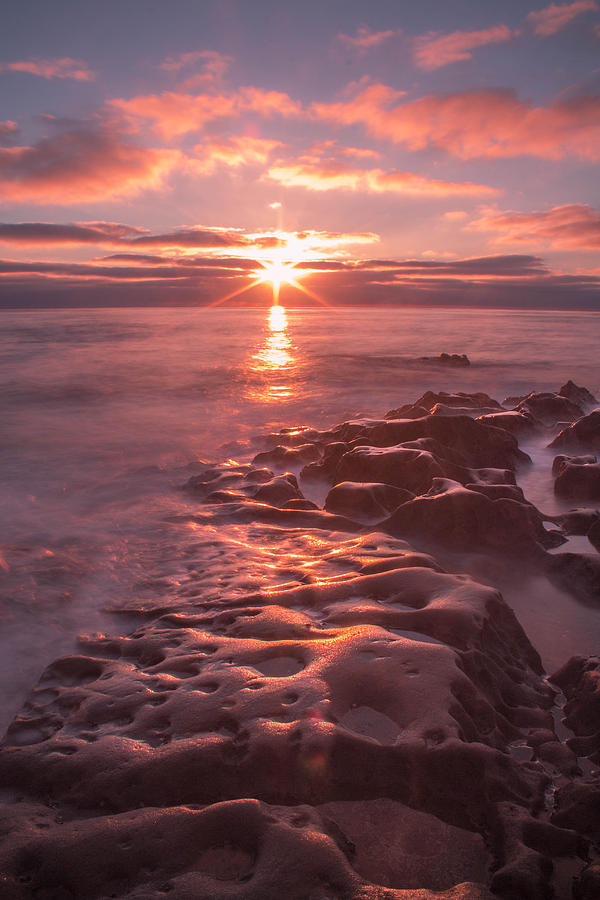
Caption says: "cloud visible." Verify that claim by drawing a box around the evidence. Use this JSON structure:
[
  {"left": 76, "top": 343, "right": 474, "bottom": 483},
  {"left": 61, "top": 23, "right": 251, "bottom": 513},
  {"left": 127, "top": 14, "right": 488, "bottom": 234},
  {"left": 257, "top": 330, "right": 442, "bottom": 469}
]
[
  {"left": 0, "top": 121, "right": 18, "bottom": 145},
  {"left": 6, "top": 250, "right": 598, "bottom": 311},
  {"left": 159, "top": 49, "right": 230, "bottom": 77},
  {"left": 0, "top": 221, "right": 258, "bottom": 249},
  {"left": 443, "top": 210, "right": 470, "bottom": 221},
  {"left": 0, "top": 128, "right": 180, "bottom": 204},
  {"left": 0, "top": 222, "right": 146, "bottom": 245},
  {"left": 471, "top": 204, "right": 600, "bottom": 248},
  {"left": 0, "top": 57, "right": 95, "bottom": 81},
  {"left": 265, "top": 155, "right": 498, "bottom": 196},
  {"left": 414, "top": 25, "right": 512, "bottom": 70},
  {"left": 190, "top": 135, "right": 282, "bottom": 172},
  {"left": 312, "top": 84, "right": 600, "bottom": 160},
  {"left": 527, "top": 1, "right": 598, "bottom": 36},
  {"left": 337, "top": 25, "right": 398, "bottom": 51},
  {"left": 0, "top": 220, "right": 378, "bottom": 259},
  {"left": 110, "top": 87, "right": 301, "bottom": 137}
]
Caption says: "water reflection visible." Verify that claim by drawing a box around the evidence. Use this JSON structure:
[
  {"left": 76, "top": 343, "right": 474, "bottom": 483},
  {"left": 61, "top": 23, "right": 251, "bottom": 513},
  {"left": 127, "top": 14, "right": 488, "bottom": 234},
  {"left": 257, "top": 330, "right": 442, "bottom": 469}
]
[{"left": 248, "top": 305, "right": 296, "bottom": 402}]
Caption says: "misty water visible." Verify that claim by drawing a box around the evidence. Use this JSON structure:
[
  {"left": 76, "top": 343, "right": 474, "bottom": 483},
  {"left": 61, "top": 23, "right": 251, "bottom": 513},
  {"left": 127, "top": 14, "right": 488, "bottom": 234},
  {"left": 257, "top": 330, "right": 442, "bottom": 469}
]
[{"left": 1, "top": 306, "right": 599, "bottom": 735}]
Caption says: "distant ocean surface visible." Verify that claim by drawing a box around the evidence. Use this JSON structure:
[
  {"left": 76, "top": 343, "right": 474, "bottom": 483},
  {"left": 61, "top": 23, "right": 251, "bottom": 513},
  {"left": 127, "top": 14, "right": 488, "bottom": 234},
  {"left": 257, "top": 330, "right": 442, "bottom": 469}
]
[{"left": 2, "top": 306, "right": 600, "bottom": 734}]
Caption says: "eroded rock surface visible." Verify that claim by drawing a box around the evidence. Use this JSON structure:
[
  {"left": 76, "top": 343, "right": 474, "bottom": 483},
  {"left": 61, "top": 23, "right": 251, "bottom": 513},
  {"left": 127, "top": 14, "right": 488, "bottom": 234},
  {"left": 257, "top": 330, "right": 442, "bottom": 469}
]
[{"left": 2, "top": 384, "right": 600, "bottom": 900}]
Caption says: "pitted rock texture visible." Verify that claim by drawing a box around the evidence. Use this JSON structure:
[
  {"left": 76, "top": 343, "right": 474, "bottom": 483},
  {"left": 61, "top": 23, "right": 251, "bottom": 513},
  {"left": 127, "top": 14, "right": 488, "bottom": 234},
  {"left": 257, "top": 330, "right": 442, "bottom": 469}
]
[{"left": 3, "top": 385, "right": 600, "bottom": 900}]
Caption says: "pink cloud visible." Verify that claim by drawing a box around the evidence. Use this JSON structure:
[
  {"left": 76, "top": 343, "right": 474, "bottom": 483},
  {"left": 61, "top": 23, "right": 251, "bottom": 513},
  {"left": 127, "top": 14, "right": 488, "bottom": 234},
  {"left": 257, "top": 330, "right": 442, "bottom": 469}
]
[
  {"left": 110, "top": 87, "right": 301, "bottom": 137},
  {"left": 191, "top": 135, "right": 282, "bottom": 172},
  {"left": 0, "top": 128, "right": 180, "bottom": 204},
  {"left": 312, "top": 85, "right": 600, "bottom": 160},
  {"left": 414, "top": 25, "right": 512, "bottom": 70},
  {"left": 0, "top": 57, "right": 95, "bottom": 81},
  {"left": 0, "top": 120, "right": 18, "bottom": 145},
  {"left": 337, "top": 25, "right": 398, "bottom": 51},
  {"left": 527, "top": 1, "right": 598, "bottom": 36},
  {"left": 471, "top": 204, "right": 600, "bottom": 248},
  {"left": 265, "top": 157, "right": 497, "bottom": 196}
]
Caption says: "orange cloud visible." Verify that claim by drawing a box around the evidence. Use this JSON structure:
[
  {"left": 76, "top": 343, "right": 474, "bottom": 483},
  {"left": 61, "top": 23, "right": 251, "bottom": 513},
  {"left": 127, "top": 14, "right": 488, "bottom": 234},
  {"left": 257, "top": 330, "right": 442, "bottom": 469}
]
[
  {"left": 337, "top": 25, "right": 398, "bottom": 51},
  {"left": 0, "top": 57, "right": 95, "bottom": 81},
  {"left": 312, "top": 85, "right": 600, "bottom": 160},
  {"left": 471, "top": 204, "right": 600, "bottom": 248},
  {"left": 110, "top": 87, "right": 301, "bottom": 138},
  {"left": 527, "top": 1, "right": 598, "bottom": 36},
  {"left": 191, "top": 135, "right": 282, "bottom": 172},
  {"left": 414, "top": 25, "right": 512, "bottom": 70},
  {"left": 0, "top": 129, "right": 180, "bottom": 204},
  {"left": 265, "top": 156, "right": 497, "bottom": 196}
]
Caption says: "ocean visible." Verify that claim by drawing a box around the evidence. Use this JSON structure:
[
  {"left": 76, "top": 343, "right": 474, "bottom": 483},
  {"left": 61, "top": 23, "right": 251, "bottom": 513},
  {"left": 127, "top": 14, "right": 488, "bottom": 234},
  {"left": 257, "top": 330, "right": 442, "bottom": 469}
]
[{"left": 1, "top": 305, "right": 600, "bottom": 735}]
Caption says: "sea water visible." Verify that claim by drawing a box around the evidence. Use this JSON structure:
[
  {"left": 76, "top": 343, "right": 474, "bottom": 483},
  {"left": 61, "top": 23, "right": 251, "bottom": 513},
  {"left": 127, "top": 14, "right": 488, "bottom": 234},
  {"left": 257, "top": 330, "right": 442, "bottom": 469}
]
[{"left": 1, "top": 306, "right": 599, "bottom": 734}]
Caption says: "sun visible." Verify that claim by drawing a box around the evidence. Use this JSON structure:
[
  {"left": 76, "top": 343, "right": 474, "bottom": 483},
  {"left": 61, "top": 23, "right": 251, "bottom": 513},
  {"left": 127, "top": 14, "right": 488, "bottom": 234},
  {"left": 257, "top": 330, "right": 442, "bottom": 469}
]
[
  {"left": 207, "top": 235, "right": 329, "bottom": 308},
  {"left": 256, "top": 260, "right": 300, "bottom": 303}
]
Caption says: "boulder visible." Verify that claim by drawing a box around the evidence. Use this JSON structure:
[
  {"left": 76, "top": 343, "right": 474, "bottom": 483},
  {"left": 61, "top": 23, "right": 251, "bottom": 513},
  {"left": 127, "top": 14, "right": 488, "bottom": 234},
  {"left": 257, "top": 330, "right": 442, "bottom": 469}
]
[
  {"left": 325, "top": 482, "right": 414, "bottom": 522},
  {"left": 382, "top": 478, "right": 561, "bottom": 556},
  {"left": 386, "top": 391, "right": 501, "bottom": 420},
  {"left": 552, "top": 454, "right": 597, "bottom": 477},
  {"left": 514, "top": 391, "right": 583, "bottom": 426},
  {"left": 550, "top": 410, "right": 600, "bottom": 452},
  {"left": 554, "top": 460, "right": 600, "bottom": 501},
  {"left": 558, "top": 380, "right": 598, "bottom": 411},
  {"left": 554, "top": 508, "right": 600, "bottom": 537},
  {"left": 360, "top": 415, "right": 529, "bottom": 470},
  {"left": 477, "top": 411, "right": 537, "bottom": 437},
  {"left": 253, "top": 443, "right": 321, "bottom": 469}
]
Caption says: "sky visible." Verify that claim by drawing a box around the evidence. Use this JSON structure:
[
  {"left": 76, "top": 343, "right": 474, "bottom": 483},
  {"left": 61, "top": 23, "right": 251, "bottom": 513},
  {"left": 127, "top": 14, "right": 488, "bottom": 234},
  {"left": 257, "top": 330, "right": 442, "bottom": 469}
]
[{"left": 1, "top": 0, "right": 599, "bottom": 308}]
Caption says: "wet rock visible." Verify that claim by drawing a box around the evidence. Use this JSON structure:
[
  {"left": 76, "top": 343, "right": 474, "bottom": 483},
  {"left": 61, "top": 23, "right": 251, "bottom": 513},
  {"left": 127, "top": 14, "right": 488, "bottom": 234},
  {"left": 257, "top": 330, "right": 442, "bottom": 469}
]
[
  {"left": 550, "top": 410, "right": 600, "bottom": 452},
  {"left": 301, "top": 441, "right": 349, "bottom": 481},
  {"left": 554, "top": 508, "right": 600, "bottom": 537},
  {"left": 325, "top": 482, "right": 414, "bottom": 522},
  {"left": 335, "top": 446, "right": 447, "bottom": 495},
  {"left": 477, "top": 410, "right": 537, "bottom": 437},
  {"left": 552, "top": 455, "right": 597, "bottom": 477},
  {"left": 359, "top": 415, "right": 529, "bottom": 470},
  {"left": 588, "top": 517, "right": 600, "bottom": 551},
  {"left": 419, "top": 353, "right": 470, "bottom": 367},
  {"left": 513, "top": 391, "right": 583, "bottom": 426},
  {"left": 281, "top": 498, "right": 319, "bottom": 511},
  {"left": 558, "top": 380, "right": 598, "bottom": 412},
  {"left": 550, "top": 656, "right": 600, "bottom": 762},
  {"left": 574, "top": 862, "right": 600, "bottom": 900},
  {"left": 382, "top": 478, "right": 562, "bottom": 556},
  {"left": 546, "top": 553, "right": 600, "bottom": 603},
  {"left": 386, "top": 391, "right": 501, "bottom": 420},
  {"left": 554, "top": 460, "right": 600, "bottom": 502},
  {"left": 253, "top": 443, "right": 321, "bottom": 469},
  {"left": 253, "top": 474, "right": 303, "bottom": 507},
  {"left": 552, "top": 781, "right": 600, "bottom": 835}
]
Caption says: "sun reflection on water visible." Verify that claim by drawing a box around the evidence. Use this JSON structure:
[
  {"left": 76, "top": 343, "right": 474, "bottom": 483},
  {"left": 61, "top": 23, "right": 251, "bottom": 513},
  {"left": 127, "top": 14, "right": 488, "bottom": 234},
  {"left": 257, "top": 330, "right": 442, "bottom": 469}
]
[{"left": 248, "top": 305, "right": 296, "bottom": 402}]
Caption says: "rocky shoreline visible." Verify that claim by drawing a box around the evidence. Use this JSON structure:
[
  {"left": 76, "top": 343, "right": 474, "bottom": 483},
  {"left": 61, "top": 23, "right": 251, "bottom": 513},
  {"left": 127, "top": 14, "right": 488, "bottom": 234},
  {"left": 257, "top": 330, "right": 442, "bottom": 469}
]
[{"left": 1, "top": 381, "right": 599, "bottom": 899}]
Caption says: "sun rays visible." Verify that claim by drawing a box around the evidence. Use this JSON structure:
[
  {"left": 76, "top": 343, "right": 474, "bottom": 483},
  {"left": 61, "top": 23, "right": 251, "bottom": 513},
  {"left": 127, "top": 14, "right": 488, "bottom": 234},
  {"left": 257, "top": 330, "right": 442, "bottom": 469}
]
[{"left": 207, "top": 237, "right": 329, "bottom": 308}]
